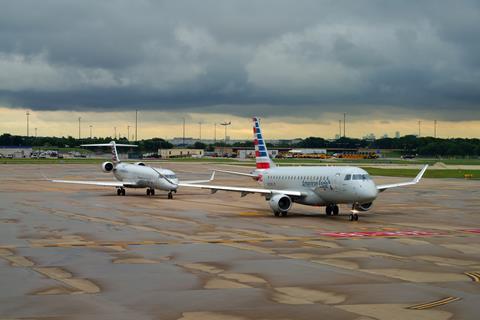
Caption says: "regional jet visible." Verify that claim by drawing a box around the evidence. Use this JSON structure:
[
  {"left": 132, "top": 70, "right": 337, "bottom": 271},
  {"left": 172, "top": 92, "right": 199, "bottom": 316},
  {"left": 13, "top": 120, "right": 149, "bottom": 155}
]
[
  {"left": 179, "top": 117, "right": 428, "bottom": 221},
  {"left": 52, "top": 141, "right": 214, "bottom": 198}
]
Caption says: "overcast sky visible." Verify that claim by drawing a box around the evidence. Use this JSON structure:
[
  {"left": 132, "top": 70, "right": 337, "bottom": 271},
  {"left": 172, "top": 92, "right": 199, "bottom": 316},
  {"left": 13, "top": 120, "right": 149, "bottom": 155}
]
[{"left": 0, "top": 1, "right": 479, "bottom": 138}]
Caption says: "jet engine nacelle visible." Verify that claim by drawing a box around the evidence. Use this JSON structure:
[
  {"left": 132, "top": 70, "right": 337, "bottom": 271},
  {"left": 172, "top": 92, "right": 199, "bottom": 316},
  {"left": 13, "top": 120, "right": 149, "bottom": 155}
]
[
  {"left": 269, "top": 194, "right": 292, "bottom": 213},
  {"left": 134, "top": 162, "right": 145, "bottom": 166},
  {"left": 102, "top": 161, "right": 114, "bottom": 172},
  {"left": 353, "top": 202, "right": 373, "bottom": 212}
]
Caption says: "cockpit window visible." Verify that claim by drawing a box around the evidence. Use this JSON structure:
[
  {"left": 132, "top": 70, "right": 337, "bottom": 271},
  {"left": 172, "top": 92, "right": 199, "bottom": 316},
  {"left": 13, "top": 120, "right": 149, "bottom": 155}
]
[
  {"left": 352, "top": 174, "right": 370, "bottom": 180},
  {"left": 344, "top": 174, "right": 351, "bottom": 180}
]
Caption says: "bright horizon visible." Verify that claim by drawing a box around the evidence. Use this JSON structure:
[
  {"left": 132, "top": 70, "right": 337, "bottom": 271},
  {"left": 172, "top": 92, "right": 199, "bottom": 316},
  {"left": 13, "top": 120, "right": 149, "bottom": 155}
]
[{"left": 1, "top": 107, "right": 478, "bottom": 140}]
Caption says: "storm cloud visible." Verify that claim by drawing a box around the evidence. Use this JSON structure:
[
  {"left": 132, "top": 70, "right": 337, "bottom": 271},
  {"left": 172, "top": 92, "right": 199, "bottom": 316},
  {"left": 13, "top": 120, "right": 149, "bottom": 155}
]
[{"left": 1, "top": 0, "right": 479, "bottom": 121}]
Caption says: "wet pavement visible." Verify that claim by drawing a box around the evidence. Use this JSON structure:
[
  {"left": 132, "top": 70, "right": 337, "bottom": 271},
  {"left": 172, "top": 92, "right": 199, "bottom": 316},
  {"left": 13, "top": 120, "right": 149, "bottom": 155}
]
[{"left": 0, "top": 163, "right": 479, "bottom": 319}]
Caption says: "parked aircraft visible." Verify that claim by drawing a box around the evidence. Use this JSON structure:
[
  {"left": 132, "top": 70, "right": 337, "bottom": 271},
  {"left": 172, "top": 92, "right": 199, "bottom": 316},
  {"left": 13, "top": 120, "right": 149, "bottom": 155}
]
[
  {"left": 179, "top": 117, "right": 428, "bottom": 221},
  {"left": 52, "top": 141, "right": 214, "bottom": 198}
]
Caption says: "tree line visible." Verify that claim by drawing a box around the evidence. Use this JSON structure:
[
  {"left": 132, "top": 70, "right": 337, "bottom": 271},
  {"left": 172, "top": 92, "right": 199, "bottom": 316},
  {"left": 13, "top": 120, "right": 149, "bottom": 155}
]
[{"left": 1, "top": 133, "right": 479, "bottom": 157}]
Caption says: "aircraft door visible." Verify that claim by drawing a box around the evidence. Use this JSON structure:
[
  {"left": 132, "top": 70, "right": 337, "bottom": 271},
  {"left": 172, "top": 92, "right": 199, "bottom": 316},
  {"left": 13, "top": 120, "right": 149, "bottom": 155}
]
[{"left": 332, "top": 172, "right": 342, "bottom": 192}]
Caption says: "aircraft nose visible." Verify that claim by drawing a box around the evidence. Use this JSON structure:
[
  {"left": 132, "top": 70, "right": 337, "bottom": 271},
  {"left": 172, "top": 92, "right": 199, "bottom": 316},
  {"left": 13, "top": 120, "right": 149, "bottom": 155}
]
[
  {"left": 360, "top": 184, "right": 378, "bottom": 201},
  {"left": 169, "top": 179, "right": 179, "bottom": 189}
]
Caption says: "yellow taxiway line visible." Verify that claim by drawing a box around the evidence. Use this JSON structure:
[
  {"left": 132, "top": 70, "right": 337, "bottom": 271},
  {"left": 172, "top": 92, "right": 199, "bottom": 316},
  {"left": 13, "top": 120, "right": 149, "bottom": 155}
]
[
  {"left": 464, "top": 271, "right": 480, "bottom": 282},
  {"left": 407, "top": 296, "right": 461, "bottom": 310}
]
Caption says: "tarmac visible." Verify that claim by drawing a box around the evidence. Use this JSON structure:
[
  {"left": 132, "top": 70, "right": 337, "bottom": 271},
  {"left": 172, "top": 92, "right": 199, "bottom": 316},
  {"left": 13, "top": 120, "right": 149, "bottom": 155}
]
[{"left": 0, "top": 162, "right": 479, "bottom": 319}]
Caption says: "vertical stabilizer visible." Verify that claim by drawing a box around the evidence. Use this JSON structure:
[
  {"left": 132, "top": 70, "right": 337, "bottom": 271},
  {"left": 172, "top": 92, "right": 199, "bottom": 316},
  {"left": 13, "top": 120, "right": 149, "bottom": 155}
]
[
  {"left": 252, "top": 117, "right": 276, "bottom": 170},
  {"left": 110, "top": 141, "right": 120, "bottom": 162}
]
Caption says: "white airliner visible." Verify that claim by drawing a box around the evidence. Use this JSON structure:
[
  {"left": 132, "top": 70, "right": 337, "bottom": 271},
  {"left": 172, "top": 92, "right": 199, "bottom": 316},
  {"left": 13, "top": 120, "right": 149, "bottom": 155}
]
[
  {"left": 52, "top": 141, "right": 214, "bottom": 198},
  {"left": 179, "top": 117, "right": 428, "bottom": 221}
]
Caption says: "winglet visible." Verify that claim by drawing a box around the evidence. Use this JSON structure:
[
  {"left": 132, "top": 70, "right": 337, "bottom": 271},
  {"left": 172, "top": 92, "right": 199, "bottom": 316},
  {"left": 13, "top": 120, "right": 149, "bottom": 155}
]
[
  {"left": 414, "top": 164, "right": 429, "bottom": 183},
  {"left": 210, "top": 170, "right": 216, "bottom": 181}
]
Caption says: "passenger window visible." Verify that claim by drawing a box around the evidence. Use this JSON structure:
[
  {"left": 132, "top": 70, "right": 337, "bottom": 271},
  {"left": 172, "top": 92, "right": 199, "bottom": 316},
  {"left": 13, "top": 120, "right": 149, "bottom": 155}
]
[{"left": 345, "top": 174, "right": 351, "bottom": 180}]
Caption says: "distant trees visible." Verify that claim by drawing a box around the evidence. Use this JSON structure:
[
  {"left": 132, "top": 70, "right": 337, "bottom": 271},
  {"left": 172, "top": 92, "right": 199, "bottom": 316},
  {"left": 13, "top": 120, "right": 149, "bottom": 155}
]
[
  {"left": 1, "top": 132, "right": 479, "bottom": 157},
  {"left": 193, "top": 141, "right": 206, "bottom": 149}
]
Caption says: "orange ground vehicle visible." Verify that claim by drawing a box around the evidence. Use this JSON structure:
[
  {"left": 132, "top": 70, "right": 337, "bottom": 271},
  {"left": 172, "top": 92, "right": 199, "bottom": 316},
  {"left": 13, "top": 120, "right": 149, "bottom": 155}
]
[{"left": 335, "top": 151, "right": 379, "bottom": 159}]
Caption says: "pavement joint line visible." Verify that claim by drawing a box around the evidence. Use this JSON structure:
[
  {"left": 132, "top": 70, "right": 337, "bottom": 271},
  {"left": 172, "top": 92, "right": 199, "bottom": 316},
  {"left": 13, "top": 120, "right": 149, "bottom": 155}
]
[
  {"left": 464, "top": 272, "right": 480, "bottom": 282},
  {"left": 407, "top": 296, "right": 461, "bottom": 310},
  {"left": 1, "top": 230, "right": 478, "bottom": 249}
]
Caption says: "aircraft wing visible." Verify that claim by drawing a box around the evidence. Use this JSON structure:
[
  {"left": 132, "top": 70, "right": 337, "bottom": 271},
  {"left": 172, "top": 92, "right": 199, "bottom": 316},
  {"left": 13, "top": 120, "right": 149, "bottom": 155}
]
[
  {"left": 180, "top": 171, "right": 216, "bottom": 184},
  {"left": 214, "top": 169, "right": 258, "bottom": 178},
  {"left": 52, "top": 180, "right": 138, "bottom": 187},
  {"left": 376, "top": 165, "right": 428, "bottom": 192},
  {"left": 178, "top": 182, "right": 303, "bottom": 197}
]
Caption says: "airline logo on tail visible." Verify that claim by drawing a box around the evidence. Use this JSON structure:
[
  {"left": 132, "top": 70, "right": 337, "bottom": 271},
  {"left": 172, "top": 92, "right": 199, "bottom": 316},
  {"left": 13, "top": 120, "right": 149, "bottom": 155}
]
[
  {"left": 252, "top": 117, "right": 275, "bottom": 170},
  {"left": 111, "top": 141, "right": 119, "bottom": 162}
]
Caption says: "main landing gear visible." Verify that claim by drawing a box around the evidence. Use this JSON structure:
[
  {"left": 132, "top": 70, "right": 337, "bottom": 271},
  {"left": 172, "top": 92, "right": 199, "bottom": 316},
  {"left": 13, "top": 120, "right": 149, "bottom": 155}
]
[
  {"left": 146, "top": 188, "right": 155, "bottom": 196},
  {"left": 325, "top": 204, "right": 339, "bottom": 216},
  {"left": 116, "top": 188, "right": 126, "bottom": 196}
]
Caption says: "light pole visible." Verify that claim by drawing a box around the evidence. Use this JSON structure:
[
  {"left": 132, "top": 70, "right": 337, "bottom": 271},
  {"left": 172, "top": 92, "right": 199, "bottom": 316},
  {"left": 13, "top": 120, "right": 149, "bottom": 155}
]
[
  {"left": 182, "top": 118, "right": 185, "bottom": 146},
  {"left": 214, "top": 123, "right": 217, "bottom": 144},
  {"left": 343, "top": 112, "right": 346, "bottom": 137},
  {"left": 198, "top": 121, "right": 202, "bottom": 141},
  {"left": 78, "top": 117, "right": 81, "bottom": 139},
  {"left": 135, "top": 109, "right": 138, "bottom": 141},
  {"left": 89, "top": 125, "right": 93, "bottom": 139},
  {"left": 220, "top": 121, "right": 231, "bottom": 144},
  {"left": 26, "top": 111, "right": 30, "bottom": 136},
  {"left": 220, "top": 121, "right": 231, "bottom": 156}
]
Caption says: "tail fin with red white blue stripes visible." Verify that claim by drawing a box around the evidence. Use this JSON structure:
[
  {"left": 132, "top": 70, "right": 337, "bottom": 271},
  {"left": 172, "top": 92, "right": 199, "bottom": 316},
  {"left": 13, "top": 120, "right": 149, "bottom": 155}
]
[{"left": 252, "top": 117, "right": 276, "bottom": 170}]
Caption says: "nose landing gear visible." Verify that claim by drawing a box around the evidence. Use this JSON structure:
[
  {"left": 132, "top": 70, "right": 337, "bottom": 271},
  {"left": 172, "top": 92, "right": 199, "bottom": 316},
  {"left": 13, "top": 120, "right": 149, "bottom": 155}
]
[
  {"left": 117, "top": 188, "right": 126, "bottom": 196},
  {"left": 349, "top": 213, "right": 359, "bottom": 221},
  {"left": 167, "top": 191, "right": 174, "bottom": 199}
]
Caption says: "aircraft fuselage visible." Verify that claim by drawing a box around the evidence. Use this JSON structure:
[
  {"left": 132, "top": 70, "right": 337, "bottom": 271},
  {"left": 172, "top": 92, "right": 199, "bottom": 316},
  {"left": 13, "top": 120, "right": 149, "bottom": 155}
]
[{"left": 259, "top": 166, "right": 378, "bottom": 205}]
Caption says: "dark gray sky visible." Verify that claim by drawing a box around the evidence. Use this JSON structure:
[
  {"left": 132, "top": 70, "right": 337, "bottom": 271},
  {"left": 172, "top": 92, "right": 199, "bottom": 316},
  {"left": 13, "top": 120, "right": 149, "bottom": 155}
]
[{"left": 1, "top": 0, "right": 479, "bottom": 121}]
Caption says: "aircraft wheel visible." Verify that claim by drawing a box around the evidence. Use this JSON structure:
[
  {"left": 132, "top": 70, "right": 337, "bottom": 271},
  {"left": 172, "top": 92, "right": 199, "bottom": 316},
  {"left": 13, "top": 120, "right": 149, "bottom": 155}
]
[
  {"left": 349, "top": 214, "right": 354, "bottom": 221},
  {"left": 121, "top": 188, "right": 126, "bottom": 196},
  {"left": 146, "top": 189, "right": 151, "bottom": 196},
  {"left": 354, "top": 214, "right": 359, "bottom": 221},
  {"left": 274, "top": 211, "right": 280, "bottom": 217},
  {"left": 117, "top": 189, "right": 122, "bottom": 196},
  {"left": 281, "top": 211, "right": 288, "bottom": 217},
  {"left": 333, "top": 205, "right": 339, "bottom": 216},
  {"left": 168, "top": 191, "right": 173, "bottom": 199},
  {"left": 151, "top": 188, "right": 155, "bottom": 196},
  {"left": 326, "top": 205, "right": 332, "bottom": 216}
]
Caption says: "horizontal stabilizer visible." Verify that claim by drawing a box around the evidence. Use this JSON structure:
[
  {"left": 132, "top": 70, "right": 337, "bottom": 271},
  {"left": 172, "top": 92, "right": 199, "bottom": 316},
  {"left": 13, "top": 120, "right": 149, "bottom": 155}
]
[{"left": 81, "top": 143, "right": 137, "bottom": 147}]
